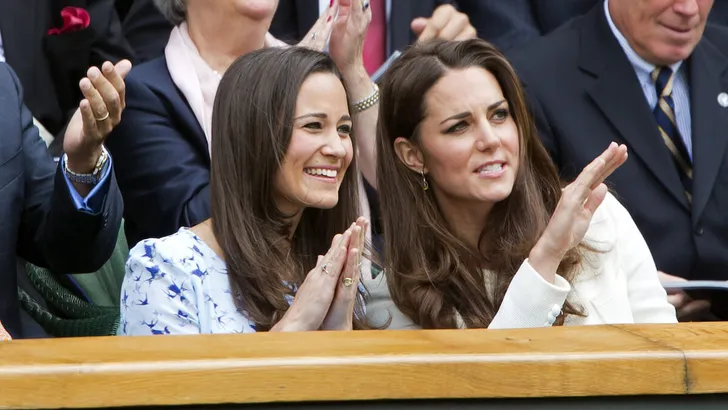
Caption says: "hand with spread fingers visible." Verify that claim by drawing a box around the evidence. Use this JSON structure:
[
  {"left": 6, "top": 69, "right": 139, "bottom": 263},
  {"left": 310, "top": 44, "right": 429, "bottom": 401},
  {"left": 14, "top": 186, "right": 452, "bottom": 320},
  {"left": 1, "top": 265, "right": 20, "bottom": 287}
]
[
  {"left": 530, "top": 142, "right": 629, "bottom": 282},
  {"left": 271, "top": 224, "right": 356, "bottom": 332},
  {"left": 320, "top": 217, "right": 369, "bottom": 331},
  {"left": 411, "top": 4, "right": 477, "bottom": 43},
  {"left": 63, "top": 59, "right": 132, "bottom": 175}
]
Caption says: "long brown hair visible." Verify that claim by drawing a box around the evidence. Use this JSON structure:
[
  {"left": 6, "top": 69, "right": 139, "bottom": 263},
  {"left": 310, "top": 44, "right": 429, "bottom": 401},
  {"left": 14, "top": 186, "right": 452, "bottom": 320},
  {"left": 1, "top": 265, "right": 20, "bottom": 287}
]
[
  {"left": 376, "top": 39, "right": 585, "bottom": 328},
  {"left": 210, "top": 47, "right": 365, "bottom": 330}
]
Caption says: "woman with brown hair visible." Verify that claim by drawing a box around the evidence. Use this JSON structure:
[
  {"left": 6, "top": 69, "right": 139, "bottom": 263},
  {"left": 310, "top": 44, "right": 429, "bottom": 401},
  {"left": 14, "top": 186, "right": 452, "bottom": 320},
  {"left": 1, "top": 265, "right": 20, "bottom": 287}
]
[
  {"left": 119, "top": 46, "right": 368, "bottom": 335},
  {"left": 368, "top": 39, "right": 677, "bottom": 329}
]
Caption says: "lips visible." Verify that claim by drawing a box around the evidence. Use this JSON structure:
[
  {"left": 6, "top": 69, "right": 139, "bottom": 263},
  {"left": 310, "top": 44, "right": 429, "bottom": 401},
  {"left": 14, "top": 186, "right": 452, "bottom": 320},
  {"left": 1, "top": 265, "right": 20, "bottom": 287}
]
[{"left": 474, "top": 161, "right": 505, "bottom": 174}]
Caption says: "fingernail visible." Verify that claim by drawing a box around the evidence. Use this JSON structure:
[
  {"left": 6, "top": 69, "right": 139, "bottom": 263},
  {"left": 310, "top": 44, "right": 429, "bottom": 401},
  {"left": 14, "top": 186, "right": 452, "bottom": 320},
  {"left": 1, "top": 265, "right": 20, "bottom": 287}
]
[
  {"left": 80, "top": 79, "right": 91, "bottom": 90},
  {"left": 88, "top": 68, "right": 99, "bottom": 79},
  {"left": 329, "top": 0, "right": 334, "bottom": 6}
]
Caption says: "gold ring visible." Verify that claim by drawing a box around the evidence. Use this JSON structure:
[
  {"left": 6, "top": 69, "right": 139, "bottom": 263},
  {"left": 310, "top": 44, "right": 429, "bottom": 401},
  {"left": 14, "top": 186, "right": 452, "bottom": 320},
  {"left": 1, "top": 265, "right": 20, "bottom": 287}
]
[
  {"left": 343, "top": 278, "right": 353, "bottom": 287},
  {"left": 95, "top": 112, "right": 110, "bottom": 122}
]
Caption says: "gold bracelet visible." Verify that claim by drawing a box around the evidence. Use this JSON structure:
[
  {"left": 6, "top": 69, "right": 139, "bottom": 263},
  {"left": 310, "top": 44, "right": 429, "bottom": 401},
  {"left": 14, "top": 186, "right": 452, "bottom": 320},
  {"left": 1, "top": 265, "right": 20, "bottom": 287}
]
[{"left": 351, "top": 83, "right": 379, "bottom": 114}]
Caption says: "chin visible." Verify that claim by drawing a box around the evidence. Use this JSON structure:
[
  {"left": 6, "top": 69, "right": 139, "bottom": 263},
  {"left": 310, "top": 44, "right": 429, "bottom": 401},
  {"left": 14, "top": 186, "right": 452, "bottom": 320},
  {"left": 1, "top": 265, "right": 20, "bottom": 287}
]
[
  {"left": 235, "top": 0, "right": 277, "bottom": 20},
  {"left": 303, "top": 194, "right": 340, "bottom": 210}
]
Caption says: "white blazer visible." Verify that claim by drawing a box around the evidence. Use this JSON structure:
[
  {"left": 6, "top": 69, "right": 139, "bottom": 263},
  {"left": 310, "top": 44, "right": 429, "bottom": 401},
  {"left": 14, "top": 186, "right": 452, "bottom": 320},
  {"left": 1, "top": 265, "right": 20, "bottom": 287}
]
[{"left": 364, "top": 192, "right": 678, "bottom": 329}]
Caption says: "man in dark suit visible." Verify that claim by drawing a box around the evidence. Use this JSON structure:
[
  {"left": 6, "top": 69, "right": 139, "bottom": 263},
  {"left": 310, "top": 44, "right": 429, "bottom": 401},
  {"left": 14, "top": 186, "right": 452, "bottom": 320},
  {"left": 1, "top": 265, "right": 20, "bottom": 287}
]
[
  {"left": 0, "top": 58, "right": 128, "bottom": 339},
  {"left": 508, "top": 0, "right": 728, "bottom": 319},
  {"left": 458, "top": 0, "right": 728, "bottom": 52},
  {"left": 0, "top": 0, "right": 134, "bottom": 157}
]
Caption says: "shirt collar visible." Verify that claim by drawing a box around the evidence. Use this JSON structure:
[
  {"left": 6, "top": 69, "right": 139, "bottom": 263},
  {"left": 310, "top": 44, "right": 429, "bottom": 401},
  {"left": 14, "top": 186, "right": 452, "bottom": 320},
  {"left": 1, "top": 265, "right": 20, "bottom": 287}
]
[{"left": 603, "top": 0, "right": 682, "bottom": 77}]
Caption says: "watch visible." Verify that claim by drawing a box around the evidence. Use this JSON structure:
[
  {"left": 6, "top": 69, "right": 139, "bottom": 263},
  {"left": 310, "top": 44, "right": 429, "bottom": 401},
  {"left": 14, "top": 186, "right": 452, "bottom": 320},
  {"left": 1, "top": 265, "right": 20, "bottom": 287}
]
[{"left": 63, "top": 146, "right": 109, "bottom": 185}]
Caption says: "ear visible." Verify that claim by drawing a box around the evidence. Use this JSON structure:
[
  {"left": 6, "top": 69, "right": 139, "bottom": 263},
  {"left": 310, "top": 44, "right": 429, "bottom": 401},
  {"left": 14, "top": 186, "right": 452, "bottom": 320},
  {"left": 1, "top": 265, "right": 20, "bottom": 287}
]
[{"left": 394, "top": 137, "right": 427, "bottom": 174}]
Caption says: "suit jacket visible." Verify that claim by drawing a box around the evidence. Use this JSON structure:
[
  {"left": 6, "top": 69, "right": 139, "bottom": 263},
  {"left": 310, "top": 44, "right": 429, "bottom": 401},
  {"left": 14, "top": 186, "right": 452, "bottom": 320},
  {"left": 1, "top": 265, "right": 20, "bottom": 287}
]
[
  {"left": 121, "top": 0, "right": 173, "bottom": 63},
  {"left": 270, "top": 0, "right": 455, "bottom": 54},
  {"left": 106, "top": 56, "right": 210, "bottom": 248},
  {"left": 459, "top": 0, "right": 728, "bottom": 52},
  {"left": 0, "top": 62, "right": 123, "bottom": 339},
  {"left": 507, "top": 4, "right": 728, "bottom": 288},
  {"left": 0, "top": 0, "right": 133, "bottom": 155},
  {"left": 366, "top": 193, "right": 677, "bottom": 329}
]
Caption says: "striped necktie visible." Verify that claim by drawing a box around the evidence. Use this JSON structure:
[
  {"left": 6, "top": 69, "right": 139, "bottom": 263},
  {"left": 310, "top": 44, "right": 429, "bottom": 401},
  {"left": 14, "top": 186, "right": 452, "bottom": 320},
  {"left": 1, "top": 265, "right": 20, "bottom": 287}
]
[{"left": 652, "top": 66, "right": 693, "bottom": 203}]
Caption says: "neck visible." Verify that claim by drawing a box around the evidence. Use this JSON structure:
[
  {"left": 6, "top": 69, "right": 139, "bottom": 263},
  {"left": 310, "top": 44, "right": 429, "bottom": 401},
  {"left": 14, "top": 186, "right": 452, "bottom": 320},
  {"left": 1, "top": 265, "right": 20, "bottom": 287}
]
[
  {"left": 185, "top": 6, "right": 270, "bottom": 74},
  {"left": 286, "top": 210, "right": 304, "bottom": 241},
  {"left": 435, "top": 192, "right": 493, "bottom": 250}
]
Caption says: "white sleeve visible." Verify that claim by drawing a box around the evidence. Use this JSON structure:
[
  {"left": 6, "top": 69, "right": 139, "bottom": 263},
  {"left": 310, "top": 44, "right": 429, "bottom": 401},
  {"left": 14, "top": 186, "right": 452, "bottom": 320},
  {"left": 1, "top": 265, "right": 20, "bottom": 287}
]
[
  {"left": 605, "top": 194, "right": 677, "bottom": 323},
  {"left": 119, "top": 239, "right": 201, "bottom": 336},
  {"left": 488, "top": 260, "right": 572, "bottom": 329}
]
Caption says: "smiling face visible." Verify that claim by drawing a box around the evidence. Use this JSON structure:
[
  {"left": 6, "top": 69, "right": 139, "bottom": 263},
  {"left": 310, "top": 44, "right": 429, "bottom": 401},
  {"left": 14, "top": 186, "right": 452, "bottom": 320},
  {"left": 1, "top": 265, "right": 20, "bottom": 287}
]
[
  {"left": 273, "top": 72, "right": 354, "bottom": 215},
  {"left": 396, "top": 66, "right": 520, "bottom": 214},
  {"left": 610, "top": 0, "right": 713, "bottom": 65}
]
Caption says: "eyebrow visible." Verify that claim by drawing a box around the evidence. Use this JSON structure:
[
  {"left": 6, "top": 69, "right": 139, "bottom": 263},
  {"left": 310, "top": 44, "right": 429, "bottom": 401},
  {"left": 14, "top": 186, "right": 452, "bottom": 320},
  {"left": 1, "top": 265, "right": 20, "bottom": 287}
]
[
  {"left": 294, "top": 113, "right": 353, "bottom": 122},
  {"left": 439, "top": 99, "right": 508, "bottom": 124}
]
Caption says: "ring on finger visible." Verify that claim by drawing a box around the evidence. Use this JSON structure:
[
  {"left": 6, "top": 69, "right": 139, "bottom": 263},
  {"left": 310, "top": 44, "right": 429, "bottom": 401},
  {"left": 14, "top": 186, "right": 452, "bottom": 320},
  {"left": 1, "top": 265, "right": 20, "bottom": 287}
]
[
  {"left": 311, "top": 31, "right": 317, "bottom": 40},
  {"left": 343, "top": 277, "right": 354, "bottom": 287},
  {"left": 362, "top": 0, "right": 370, "bottom": 11},
  {"left": 321, "top": 263, "right": 329, "bottom": 274},
  {"left": 95, "top": 112, "right": 110, "bottom": 122}
]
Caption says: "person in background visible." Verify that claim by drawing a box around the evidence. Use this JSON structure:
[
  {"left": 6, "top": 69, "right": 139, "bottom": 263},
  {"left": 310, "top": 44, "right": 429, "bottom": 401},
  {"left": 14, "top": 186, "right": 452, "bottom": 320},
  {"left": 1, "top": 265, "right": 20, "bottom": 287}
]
[
  {"left": 0, "top": 0, "right": 134, "bottom": 156},
  {"left": 119, "top": 47, "right": 368, "bottom": 335},
  {"left": 507, "top": 0, "right": 728, "bottom": 320},
  {"left": 457, "top": 0, "right": 728, "bottom": 52},
  {"left": 0, "top": 57, "right": 129, "bottom": 339},
  {"left": 107, "top": 0, "right": 379, "bottom": 250},
  {"left": 367, "top": 39, "right": 677, "bottom": 330}
]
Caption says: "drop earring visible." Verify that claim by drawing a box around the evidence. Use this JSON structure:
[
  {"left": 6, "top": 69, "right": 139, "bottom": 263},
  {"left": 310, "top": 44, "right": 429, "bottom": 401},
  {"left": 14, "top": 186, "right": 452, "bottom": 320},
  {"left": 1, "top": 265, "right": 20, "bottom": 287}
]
[{"left": 420, "top": 168, "right": 429, "bottom": 191}]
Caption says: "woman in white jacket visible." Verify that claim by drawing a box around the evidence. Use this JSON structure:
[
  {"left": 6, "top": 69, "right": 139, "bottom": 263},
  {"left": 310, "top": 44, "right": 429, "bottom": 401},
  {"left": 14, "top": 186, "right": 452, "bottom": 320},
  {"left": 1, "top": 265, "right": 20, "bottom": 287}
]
[{"left": 368, "top": 39, "right": 677, "bottom": 329}]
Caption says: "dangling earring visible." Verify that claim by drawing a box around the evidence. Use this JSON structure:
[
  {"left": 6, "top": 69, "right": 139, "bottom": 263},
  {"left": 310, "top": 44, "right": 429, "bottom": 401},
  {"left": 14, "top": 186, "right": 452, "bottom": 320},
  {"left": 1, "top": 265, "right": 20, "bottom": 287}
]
[{"left": 420, "top": 168, "right": 429, "bottom": 191}]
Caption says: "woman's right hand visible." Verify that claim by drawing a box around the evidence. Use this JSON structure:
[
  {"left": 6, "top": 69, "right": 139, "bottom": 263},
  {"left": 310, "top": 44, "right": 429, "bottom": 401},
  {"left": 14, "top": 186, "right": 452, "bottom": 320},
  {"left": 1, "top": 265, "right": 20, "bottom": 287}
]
[
  {"left": 529, "top": 142, "right": 628, "bottom": 282},
  {"left": 271, "top": 224, "right": 356, "bottom": 332}
]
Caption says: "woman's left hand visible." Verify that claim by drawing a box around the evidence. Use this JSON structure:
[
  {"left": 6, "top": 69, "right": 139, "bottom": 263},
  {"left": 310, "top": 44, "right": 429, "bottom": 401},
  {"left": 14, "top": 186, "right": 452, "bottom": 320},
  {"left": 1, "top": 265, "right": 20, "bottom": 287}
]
[
  {"left": 63, "top": 60, "right": 132, "bottom": 173},
  {"left": 328, "top": 0, "right": 371, "bottom": 73}
]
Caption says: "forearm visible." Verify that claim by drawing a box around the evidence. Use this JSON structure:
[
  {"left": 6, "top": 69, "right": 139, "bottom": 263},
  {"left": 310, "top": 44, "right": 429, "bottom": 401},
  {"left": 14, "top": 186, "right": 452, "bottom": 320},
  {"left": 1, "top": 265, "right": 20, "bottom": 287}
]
[{"left": 341, "top": 66, "right": 379, "bottom": 187}]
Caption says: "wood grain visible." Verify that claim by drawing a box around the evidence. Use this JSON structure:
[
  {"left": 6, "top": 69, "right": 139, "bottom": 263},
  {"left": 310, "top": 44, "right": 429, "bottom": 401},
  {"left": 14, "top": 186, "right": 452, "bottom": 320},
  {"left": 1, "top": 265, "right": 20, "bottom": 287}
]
[{"left": 1, "top": 324, "right": 725, "bottom": 409}]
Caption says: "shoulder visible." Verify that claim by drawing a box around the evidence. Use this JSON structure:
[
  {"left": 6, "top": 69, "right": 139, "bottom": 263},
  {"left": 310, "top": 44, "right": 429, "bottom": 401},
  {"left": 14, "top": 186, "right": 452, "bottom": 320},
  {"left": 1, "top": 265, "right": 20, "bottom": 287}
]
[
  {"left": 126, "top": 229, "right": 224, "bottom": 283},
  {"left": 506, "top": 15, "right": 582, "bottom": 81},
  {"left": 702, "top": 24, "right": 728, "bottom": 54},
  {"left": 0, "top": 63, "right": 21, "bottom": 104},
  {"left": 582, "top": 191, "right": 635, "bottom": 251}
]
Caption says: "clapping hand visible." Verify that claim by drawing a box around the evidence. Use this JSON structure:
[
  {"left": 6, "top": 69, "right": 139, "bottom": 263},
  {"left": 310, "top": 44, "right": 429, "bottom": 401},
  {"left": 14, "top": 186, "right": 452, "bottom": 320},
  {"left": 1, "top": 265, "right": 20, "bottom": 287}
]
[
  {"left": 321, "top": 217, "right": 369, "bottom": 330},
  {"left": 64, "top": 60, "right": 132, "bottom": 174},
  {"left": 271, "top": 218, "right": 368, "bottom": 332},
  {"left": 530, "top": 142, "right": 628, "bottom": 280},
  {"left": 411, "top": 4, "right": 477, "bottom": 42}
]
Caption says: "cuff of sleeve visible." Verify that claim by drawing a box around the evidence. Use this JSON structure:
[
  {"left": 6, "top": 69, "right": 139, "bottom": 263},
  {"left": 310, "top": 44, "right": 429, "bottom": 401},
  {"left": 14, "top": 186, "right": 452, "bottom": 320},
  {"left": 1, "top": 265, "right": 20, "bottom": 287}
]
[
  {"left": 61, "top": 154, "right": 113, "bottom": 215},
  {"left": 489, "top": 259, "right": 571, "bottom": 329}
]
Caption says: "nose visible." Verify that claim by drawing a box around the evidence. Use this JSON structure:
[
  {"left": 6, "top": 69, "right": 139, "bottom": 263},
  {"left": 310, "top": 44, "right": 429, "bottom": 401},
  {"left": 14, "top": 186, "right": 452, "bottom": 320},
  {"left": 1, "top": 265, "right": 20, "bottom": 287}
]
[
  {"left": 474, "top": 120, "right": 501, "bottom": 152},
  {"left": 320, "top": 128, "right": 348, "bottom": 158},
  {"left": 673, "top": 0, "right": 700, "bottom": 17}
]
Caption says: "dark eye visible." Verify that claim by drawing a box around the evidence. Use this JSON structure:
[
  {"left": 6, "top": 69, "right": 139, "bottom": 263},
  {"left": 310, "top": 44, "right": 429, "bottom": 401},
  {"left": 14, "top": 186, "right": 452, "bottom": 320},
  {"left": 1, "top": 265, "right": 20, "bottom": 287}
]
[
  {"left": 491, "top": 108, "right": 510, "bottom": 123},
  {"left": 337, "top": 124, "right": 352, "bottom": 135},
  {"left": 303, "top": 122, "right": 323, "bottom": 130},
  {"left": 445, "top": 120, "right": 468, "bottom": 134}
]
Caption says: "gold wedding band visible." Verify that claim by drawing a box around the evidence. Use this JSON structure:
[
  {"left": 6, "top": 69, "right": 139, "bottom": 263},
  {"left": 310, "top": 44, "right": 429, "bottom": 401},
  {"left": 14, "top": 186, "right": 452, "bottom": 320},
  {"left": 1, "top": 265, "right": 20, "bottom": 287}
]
[
  {"left": 95, "top": 112, "right": 110, "bottom": 122},
  {"left": 343, "top": 277, "right": 354, "bottom": 287}
]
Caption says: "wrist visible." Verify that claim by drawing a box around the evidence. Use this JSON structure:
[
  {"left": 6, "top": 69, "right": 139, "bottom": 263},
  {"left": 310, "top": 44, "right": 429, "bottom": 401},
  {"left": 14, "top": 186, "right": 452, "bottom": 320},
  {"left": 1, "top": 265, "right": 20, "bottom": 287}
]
[
  {"left": 340, "top": 65, "right": 370, "bottom": 87},
  {"left": 528, "top": 242, "right": 564, "bottom": 283},
  {"left": 66, "top": 145, "right": 103, "bottom": 174}
]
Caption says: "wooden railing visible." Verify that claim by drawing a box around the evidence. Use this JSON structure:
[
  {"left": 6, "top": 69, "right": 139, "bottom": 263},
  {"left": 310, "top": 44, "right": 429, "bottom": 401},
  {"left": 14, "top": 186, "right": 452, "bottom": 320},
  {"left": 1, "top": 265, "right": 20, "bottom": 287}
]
[{"left": 2, "top": 323, "right": 728, "bottom": 409}]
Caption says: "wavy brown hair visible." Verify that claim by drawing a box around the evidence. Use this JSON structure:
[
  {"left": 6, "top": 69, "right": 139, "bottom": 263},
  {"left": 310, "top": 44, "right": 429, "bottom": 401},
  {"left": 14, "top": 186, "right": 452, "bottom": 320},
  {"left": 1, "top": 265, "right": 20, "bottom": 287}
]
[
  {"left": 376, "top": 39, "right": 586, "bottom": 329},
  {"left": 210, "top": 47, "right": 366, "bottom": 331}
]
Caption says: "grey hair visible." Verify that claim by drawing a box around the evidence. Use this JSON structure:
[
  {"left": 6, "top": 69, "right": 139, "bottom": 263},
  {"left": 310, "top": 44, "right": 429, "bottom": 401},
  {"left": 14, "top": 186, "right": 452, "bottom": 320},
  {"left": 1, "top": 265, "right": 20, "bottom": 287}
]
[{"left": 153, "top": 0, "right": 187, "bottom": 26}]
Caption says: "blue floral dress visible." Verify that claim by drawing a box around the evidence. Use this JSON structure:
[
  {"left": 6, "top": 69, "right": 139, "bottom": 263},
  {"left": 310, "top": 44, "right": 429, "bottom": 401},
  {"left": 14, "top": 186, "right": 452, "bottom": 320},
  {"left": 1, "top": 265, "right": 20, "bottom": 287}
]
[{"left": 118, "top": 228, "right": 258, "bottom": 335}]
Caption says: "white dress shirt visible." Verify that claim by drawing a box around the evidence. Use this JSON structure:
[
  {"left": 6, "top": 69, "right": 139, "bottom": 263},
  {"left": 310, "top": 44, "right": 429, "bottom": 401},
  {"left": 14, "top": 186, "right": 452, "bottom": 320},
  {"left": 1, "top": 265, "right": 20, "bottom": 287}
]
[{"left": 604, "top": 0, "right": 693, "bottom": 160}]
